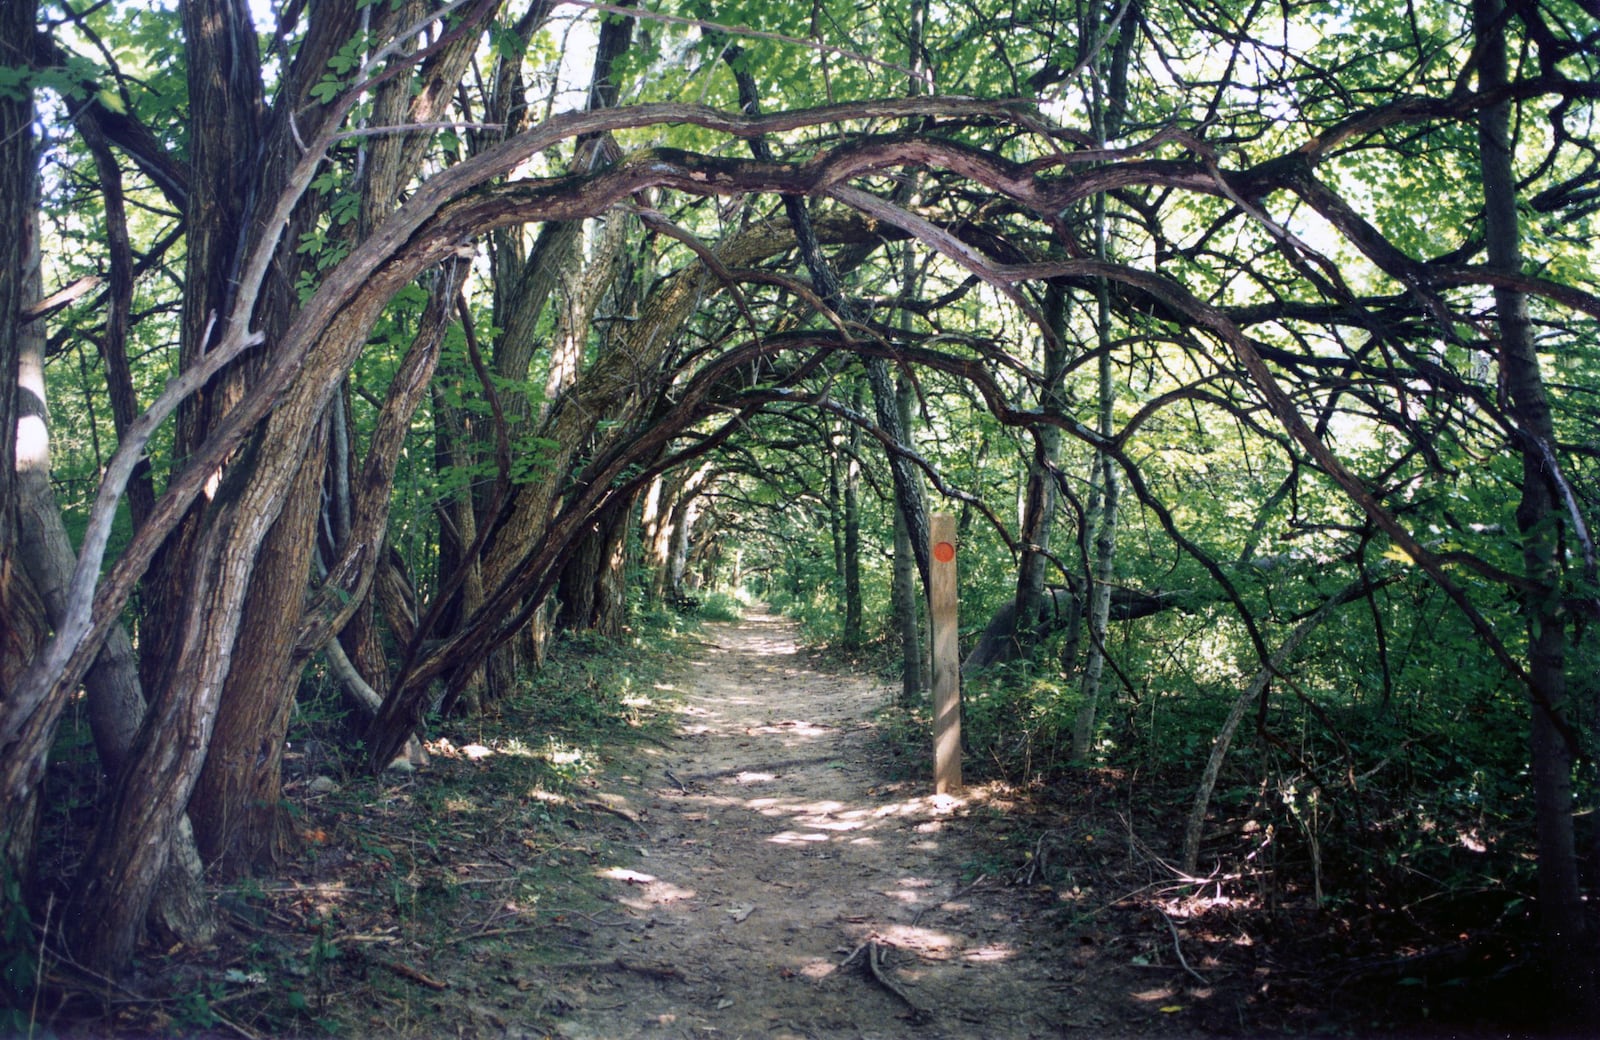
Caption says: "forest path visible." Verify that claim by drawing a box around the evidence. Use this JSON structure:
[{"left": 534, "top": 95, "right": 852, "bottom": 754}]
[{"left": 546, "top": 609, "right": 1203, "bottom": 1039}]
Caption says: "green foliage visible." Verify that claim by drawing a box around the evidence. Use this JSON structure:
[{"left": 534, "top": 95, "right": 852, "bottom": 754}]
[
  {"left": 311, "top": 29, "right": 377, "bottom": 104},
  {"left": 150, "top": 619, "right": 694, "bottom": 1036},
  {"left": 868, "top": 702, "right": 932, "bottom": 783},
  {"left": 959, "top": 661, "right": 1080, "bottom": 780},
  {"left": 170, "top": 979, "right": 225, "bottom": 1032},
  {"left": 487, "top": 20, "right": 529, "bottom": 62},
  {"left": 697, "top": 590, "right": 744, "bottom": 621},
  {"left": 512, "top": 620, "right": 685, "bottom": 745},
  {"left": 0, "top": 52, "right": 104, "bottom": 103},
  {"left": 0, "top": 865, "right": 36, "bottom": 1034}
]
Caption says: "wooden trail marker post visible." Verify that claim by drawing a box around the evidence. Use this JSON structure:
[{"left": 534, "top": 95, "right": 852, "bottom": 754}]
[{"left": 929, "top": 513, "right": 962, "bottom": 794}]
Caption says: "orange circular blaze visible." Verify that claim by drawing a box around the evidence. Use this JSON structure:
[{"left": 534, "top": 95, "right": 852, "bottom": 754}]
[{"left": 933, "top": 541, "right": 956, "bottom": 563}]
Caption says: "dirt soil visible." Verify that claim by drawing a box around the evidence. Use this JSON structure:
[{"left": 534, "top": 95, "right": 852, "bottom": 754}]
[{"left": 541, "top": 610, "right": 1214, "bottom": 1040}]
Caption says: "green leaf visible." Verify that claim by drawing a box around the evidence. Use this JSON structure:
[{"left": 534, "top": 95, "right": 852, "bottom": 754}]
[
  {"left": 489, "top": 23, "right": 527, "bottom": 60},
  {"left": 310, "top": 73, "right": 343, "bottom": 104},
  {"left": 330, "top": 192, "right": 361, "bottom": 227},
  {"left": 0, "top": 66, "right": 29, "bottom": 101}
]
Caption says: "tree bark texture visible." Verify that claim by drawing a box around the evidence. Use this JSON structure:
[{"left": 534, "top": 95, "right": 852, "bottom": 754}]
[
  {"left": 14, "top": 256, "right": 215, "bottom": 947},
  {"left": 186, "top": 422, "right": 330, "bottom": 872},
  {"left": 66, "top": 0, "right": 494, "bottom": 963},
  {"left": 452, "top": 211, "right": 878, "bottom": 651},
  {"left": 1011, "top": 283, "right": 1067, "bottom": 660},
  {"left": 187, "top": 0, "right": 484, "bottom": 875},
  {"left": 76, "top": 113, "right": 155, "bottom": 530},
  {"left": 470, "top": 4, "right": 632, "bottom": 699},
  {"left": 556, "top": 494, "right": 635, "bottom": 637},
  {"left": 0, "top": 0, "right": 48, "bottom": 904},
  {"left": 140, "top": 0, "right": 267, "bottom": 695},
  {"left": 843, "top": 414, "right": 864, "bottom": 647},
  {"left": 1473, "top": 0, "right": 1592, "bottom": 1007},
  {"left": 642, "top": 476, "right": 672, "bottom": 604},
  {"left": 1070, "top": 237, "right": 1121, "bottom": 760},
  {"left": 1069, "top": 23, "right": 1131, "bottom": 761},
  {"left": 665, "top": 482, "right": 705, "bottom": 599},
  {"left": 892, "top": 376, "right": 925, "bottom": 703}
]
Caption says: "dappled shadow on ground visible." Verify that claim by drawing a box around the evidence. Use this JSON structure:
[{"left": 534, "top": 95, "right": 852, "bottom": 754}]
[
  {"left": 28, "top": 610, "right": 1571, "bottom": 1038},
  {"left": 538, "top": 610, "right": 1230, "bottom": 1039},
  {"left": 546, "top": 612, "right": 1576, "bottom": 1040}
]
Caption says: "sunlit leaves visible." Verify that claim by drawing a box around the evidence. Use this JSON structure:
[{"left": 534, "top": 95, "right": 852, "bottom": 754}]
[
  {"left": 488, "top": 20, "right": 529, "bottom": 62},
  {"left": 0, "top": 52, "right": 103, "bottom": 102}
]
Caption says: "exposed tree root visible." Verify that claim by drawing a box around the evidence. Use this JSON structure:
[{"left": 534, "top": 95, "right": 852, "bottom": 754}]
[{"left": 840, "top": 938, "right": 932, "bottom": 1024}]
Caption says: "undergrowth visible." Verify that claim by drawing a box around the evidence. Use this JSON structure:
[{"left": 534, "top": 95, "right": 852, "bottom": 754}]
[
  {"left": 866, "top": 651, "right": 1577, "bottom": 1035},
  {"left": 27, "top": 613, "right": 695, "bottom": 1038}
]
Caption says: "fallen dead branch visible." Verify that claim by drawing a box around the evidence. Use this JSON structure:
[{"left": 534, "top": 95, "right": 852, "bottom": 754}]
[
  {"left": 441, "top": 907, "right": 632, "bottom": 946},
  {"left": 1014, "top": 830, "right": 1067, "bottom": 886},
  {"left": 380, "top": 960, "right": 450, "bottom": 990},
  {"left": 579, "top": 798, "right": 646, "bottom": 829},
  {"left": 840, "top": 938, "right": 932, "bottom": 1024},
  {"left": 1158, "top": 910, "right": 1210, "bottom": 985}
]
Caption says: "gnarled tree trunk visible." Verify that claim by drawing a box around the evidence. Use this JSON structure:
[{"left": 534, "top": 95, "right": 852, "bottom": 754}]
[
  {"left": 187, "top": 0, "right": 482, "bottom": 874},
  {"left": 14, "top": 260, "right": 215, "bottom": 947},
  {"left": 556, "top": 494, "right": 635, "bottom": 637}
]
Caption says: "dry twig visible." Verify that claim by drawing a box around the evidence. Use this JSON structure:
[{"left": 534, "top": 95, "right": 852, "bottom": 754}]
[
  {"left": 579, "top": 799, "right": 646, "bottom": 830},
  {"left": 1159, "top": 910, "right": 1210, "bottom": 986},
  {"left": 686, "top": 754, "right": 841, "bottom": 781},
  {"left": 381, "top": 960, "right": 450, "bottom": 990},
  {"left": 1014, "top": 832, "right": 1063, "bottom": 886}
]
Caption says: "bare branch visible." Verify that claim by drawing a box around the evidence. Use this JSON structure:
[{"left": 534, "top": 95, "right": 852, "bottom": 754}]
[
  {"left": 22, "top": 275, "right": 101, "bottom": 321},
  {"left": 3, "top": 319, "right": 265, "bottom": 746},
  {"left": 331, "top": 120, "right": 506, "bottom": 142}
]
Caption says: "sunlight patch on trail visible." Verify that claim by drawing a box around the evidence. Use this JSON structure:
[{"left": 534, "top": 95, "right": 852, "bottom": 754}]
[
  {"left": 961, "top": 942, "right": 1016, "bottom": 963},
  {"left": 875, "top": 922, "right": 959, "bottom": 956},
  {"left": 597, "top": 866, "right": 698, "bottom": 908},
  {"left": 788, "top": 816, "right": 866, "bottom": 832},
  {"left": 768, "top": 830, "right": 831, "bottom": 844},
  {"left": 747, "top": 719, "right": 834, "bottom": 737}
]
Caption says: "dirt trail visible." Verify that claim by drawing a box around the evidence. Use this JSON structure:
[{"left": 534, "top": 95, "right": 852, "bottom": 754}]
[{"left": 547, "top": 610, "right": 1205, "bottom": 1039}]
